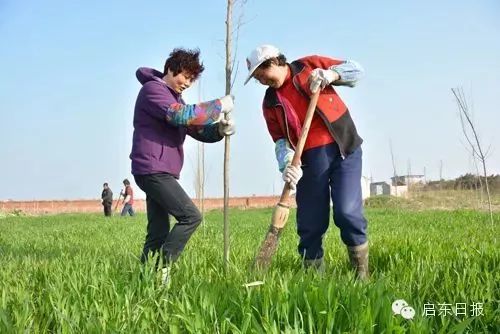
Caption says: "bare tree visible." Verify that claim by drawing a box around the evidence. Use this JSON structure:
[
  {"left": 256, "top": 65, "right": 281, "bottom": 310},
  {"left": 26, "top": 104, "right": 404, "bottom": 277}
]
[
  {"left": 194, "top": 143, "right": 205, "bottom": 218},
  {"left": 439, "top": 160, "right": 443, "bottom": 190},
  {"left": 200, "top": 143, "right": 205, "bottom": 219},
  {"left": 223, "top": 0, "right": 246, "bottom": 269},
  {"left": 389, "top": 139, "right": 398, "bottom": 197},
  {"left": 470, "top": 151, "right": 483, "bottom": 207},
  {"left": 223, "top": 0, "right": 233, "bottom": 271},
  {"left": 452, "top": 87, "right": 494, "bottom": 224},
  {"left": 194, "top": 80, "right": 206, "bottom": 223},
  {"left": 407, "top": 159, "right": 412, "bottom": 192}
]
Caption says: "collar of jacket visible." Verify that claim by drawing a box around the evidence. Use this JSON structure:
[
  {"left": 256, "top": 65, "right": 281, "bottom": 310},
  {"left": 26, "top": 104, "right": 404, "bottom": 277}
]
[{"left": 263, "top": 60, "right": 305, "bottom": 108}]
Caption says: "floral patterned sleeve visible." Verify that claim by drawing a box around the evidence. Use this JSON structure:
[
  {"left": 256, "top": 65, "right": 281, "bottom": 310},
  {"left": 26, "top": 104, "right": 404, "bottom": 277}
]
[
  {"left": 166, "top": 99, "right": 223, "bottom": 126},
  {"left": 142, "top": 81, "right": 224, "bottom": 126},
  {"left": 275, "top": 138, "right": 295, "bottom": 172}
]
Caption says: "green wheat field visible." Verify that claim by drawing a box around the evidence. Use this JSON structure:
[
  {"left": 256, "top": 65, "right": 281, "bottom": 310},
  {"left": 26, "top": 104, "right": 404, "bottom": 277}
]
[{"left": 1, "top": 207, "right": 499, "bottom": 333}]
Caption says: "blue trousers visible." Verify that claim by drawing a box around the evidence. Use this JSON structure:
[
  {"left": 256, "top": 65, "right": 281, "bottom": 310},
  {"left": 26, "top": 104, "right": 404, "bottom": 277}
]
[
  {"left": 121, "top": 203, "right": 135, "bottom": 216},
  {"left": 296, "top": 143, "right": 368, "bottom": 260}
]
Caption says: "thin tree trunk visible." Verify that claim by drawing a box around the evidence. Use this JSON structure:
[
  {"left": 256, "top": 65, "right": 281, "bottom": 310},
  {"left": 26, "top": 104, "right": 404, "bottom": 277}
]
[
  {"left": 201, "top": 142, "right": 205, "bottom": 222},
  {"left": 407, "top": 159, "right": 412, "bottom": 193},
  {"left": 482, "top": 167, "right": 493, "bottom": 223},
  {"left": 196, "top": 81, "right": 206, "bottom": 224},
  {"left": 390, "top": 140, "right": 398, "bottom": 197},
  {"left": 439, "top": 160, "right": 443, "bottom": 190},
  {"left": 472, "top": 153, "right": 483, "bottom": 208},
  {"left": 223, "top": 0, "right": 233, "bottom": 270}
]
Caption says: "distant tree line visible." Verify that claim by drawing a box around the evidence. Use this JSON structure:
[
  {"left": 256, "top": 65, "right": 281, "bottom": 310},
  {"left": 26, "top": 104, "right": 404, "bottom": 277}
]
[{"left": 423, "top": 173, "right": 500, "bottom": 193}]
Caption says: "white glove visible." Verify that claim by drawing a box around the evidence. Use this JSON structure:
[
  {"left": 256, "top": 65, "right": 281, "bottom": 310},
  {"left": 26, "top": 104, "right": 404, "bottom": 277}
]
[
  {"left": 282, "top": 164, "right": 303, "bottom": 191},
  {"left": 219, "top": 95, "right": 234, "bottom": 113},
  {"left": 309, "top": 68, "right": 338, "bottom": 93},
  {"left": 218, "top": 117, "right": 235, "bottom": 136}
]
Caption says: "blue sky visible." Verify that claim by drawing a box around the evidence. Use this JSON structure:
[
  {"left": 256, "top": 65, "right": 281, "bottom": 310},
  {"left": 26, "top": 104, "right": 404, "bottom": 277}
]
[{"left": 1, "top": 0, "right": 499, "bottom": 200}]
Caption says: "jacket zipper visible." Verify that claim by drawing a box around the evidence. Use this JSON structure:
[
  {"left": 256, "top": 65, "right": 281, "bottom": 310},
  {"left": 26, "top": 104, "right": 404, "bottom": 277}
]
[{"left": 274, "top": 95, "right": 295, "bottom": 150}]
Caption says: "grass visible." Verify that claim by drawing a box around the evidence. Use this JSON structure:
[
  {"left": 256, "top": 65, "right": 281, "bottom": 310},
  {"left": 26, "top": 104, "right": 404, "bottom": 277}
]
[{"left": 0, "top": 208, "right": 499, "bottom": 333}]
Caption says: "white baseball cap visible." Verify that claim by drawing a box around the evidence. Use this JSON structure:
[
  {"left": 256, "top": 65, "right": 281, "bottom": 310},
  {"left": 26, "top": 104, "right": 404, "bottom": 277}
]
[{"left": 244, "top": 44, "right": 280, "bottom": 85}]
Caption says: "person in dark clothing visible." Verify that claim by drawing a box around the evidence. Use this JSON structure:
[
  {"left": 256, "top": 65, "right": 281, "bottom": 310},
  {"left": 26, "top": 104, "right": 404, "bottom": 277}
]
[
  {"left": 130, "top": 48, "right": 235, "bottom": 285},
  {"left": 101, "top": 183, "right": 113, "bottom": 217}
]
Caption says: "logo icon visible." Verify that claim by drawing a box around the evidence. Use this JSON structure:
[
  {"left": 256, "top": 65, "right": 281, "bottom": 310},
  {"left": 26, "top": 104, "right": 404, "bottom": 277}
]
[{"left": 392, "top": 299, "right": 415, "bottom": 320}]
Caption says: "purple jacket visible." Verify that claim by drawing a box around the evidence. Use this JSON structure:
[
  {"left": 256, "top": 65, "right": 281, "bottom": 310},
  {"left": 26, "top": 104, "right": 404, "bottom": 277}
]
[{"left": 130, "top": 67, "right": 224, "bottom": 178}]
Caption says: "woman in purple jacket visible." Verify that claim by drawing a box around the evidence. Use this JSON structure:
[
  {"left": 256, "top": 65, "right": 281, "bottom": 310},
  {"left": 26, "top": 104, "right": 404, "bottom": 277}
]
[{"left": 130, "top": 48, "right": 234, "bottom": 284}]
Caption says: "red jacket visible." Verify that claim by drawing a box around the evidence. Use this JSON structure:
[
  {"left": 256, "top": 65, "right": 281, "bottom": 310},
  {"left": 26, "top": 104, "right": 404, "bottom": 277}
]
[{"left": 262, "top": 55, "right": 363, "bottom": 158}]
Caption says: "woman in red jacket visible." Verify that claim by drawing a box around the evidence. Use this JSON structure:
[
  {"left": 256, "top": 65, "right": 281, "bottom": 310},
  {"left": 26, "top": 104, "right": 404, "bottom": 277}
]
[{"left": 245, "top": 44, "right": 369, "bottom": 279}]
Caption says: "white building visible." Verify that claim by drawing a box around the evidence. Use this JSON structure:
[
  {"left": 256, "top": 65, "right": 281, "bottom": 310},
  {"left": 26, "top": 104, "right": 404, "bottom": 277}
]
[
  {"left": 361, "top": 176, "right": 371, "bottom": 200},
  {"left": 370, "top": 181, "right": 408, "bottom": 198},
  {"left": 390, "top": 174, "right": 425, "bottom": 186},
  {"left": 370, "top": 181, "right": 391, "bottom": 196}
]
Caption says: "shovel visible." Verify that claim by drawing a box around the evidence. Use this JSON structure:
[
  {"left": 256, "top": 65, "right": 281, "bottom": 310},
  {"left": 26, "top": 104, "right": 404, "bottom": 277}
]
[
  {"left": 114, "top": 190, "right": 123, "bottom": 212},
  {"left": 254, "top": 83, "right": 321, "bottom": 270}
]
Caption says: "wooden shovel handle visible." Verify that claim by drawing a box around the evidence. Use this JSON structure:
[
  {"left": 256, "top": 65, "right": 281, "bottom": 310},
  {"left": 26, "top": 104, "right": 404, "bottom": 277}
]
[
  {"left": 279, "top": 88, "right": 321, "bottom": 203},
  {"left": 114, "top": 192, "right": 122, "bottom": 211}
]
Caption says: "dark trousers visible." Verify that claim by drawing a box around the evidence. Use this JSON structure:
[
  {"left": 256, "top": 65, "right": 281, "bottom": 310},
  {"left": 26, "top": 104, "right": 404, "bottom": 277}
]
[
  {"left": 103, "top": 204, "right": 112, "bottom": 217},
  {"left": 296, "top": 143, "right": 368, "bottom": 260},
  {"left": 121, "top": 203, "right": 135, "bottom": 216},
  {"left": 134, "top": 173, "right": 202, "bottom": 266}
]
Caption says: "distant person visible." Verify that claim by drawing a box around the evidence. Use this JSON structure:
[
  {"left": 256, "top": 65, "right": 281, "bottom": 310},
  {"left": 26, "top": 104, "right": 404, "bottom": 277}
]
[
  {"left": 120, "top": 179, "right": 135, "bottom": 216},
  {"left": 101, "top": 183, "right": 113, "bottom": 217},
  {"left": 130, "top": 47, "right": 235, "bottom": 284}
]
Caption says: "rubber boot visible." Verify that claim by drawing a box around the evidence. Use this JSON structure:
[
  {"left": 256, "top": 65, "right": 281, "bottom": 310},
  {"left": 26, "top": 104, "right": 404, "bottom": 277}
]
[{"left": 347, "top": 242, "right": 369, "bottom": 281}]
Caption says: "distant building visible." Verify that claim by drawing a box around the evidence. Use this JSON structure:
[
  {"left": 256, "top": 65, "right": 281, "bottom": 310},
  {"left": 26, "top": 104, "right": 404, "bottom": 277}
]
[
  {"left": 390, "top": 174, "right": 425, "bottom": 186},
  {"left": 370, "top": 181, "right": 408, "bottom": 198},
  {"left": 370, "top": 182, "right": 391, "bottom": 196},
  {"left": 361, "top": 176, "right": 371, "bottom": 200},
  {"left": 390, "top": 185, "right": 408, "bottom": 197}
]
